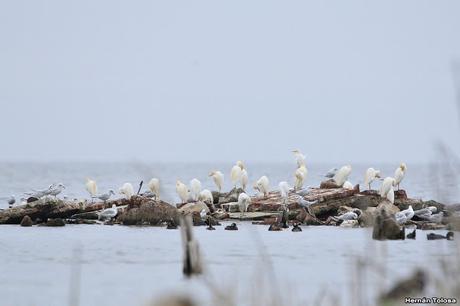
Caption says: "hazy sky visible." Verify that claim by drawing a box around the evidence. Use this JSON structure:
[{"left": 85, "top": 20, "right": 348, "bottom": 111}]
[{"left": 1, "top": 0, "right": 460, "bottom": 163}]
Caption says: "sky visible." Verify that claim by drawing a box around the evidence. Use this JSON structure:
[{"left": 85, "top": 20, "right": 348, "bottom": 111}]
[{"left": 1, "top": 0, "right": 460, "bottom": 164}]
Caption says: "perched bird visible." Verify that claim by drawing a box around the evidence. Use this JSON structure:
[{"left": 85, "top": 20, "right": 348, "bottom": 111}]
[
  {"left": 295, "top": 187, "right": 312, "bottom": 196},
  {"left": 238, "top": 193, "right": 251, "bottom": 218},
  {"left": 294, "top": 165, "right": 307, "bottom": 190},
  {"left": 225, "top": 223, "right": 238, "bottom": 230},
  {"left": 278, "top": 181, "right": 290, "bottom": 205},
  {"left": 337, "top": 210, "right": 361, "bottom": 221},
  {"left": 387, "top": 186, "right": 395, "bottom": 204},
  {"left": 427, "top": 232, "right": 454, "bottom": 241},
  {"left": 198, "top": 189, "right": 214, "bottom": 205},
  {"left": 254, "top": 176, "right": 270, "bottom": 197},
  {"left": 189, "top": 178, "right": 202, "bottom": 201},
  {"left": 394, "top": 163, "right": 407, "bottom": 190},
  {"left": 208, "top": 171, "right": 224, "bottom": 192},
  {"left": 340, "top": 220, "right": 359, "bottom": 228},
  {"left": 48, "top": 183, "right": 66, "bottom": 197},
  {"left": 176, "top": 180, "right": 189, "bottom": 204},
  {"left": 97, "top": 190, "right": 115, "bottom": 203},
  {"left": 343, "top": 181, "right": 354, "bottom": 190},
  {"left": 395, "top": 205, "right": 414, "bottom": 224},
  {"left": 333, "top": 165, "right": 352, "bottom": 187},
  {"left": 424, "top": 212, "right": 444, "bottom": 223},
  {"left": 324, "top": 167, "right": 338, "bottom": 179},
  {"left": 85, "top": 178, "right": 98, "bottom": 202},
  {"left": 147, "top": 178, "right": 160, "bottom": 200},
  {"left": 119, "top": 183, "right": 134, "bottom": 200},
  {"left": 230, "top": 161, "right": 245, "bottom": 188},
  {"left": 407, "top": 229, "right": 416, "bottom": 239},
  {"left": 414, "top": 207, "right": 435, "bottom": 219},
  {"left": 292, "top": 149, "right": 306, "bottom": 167},
  {"left": 380, "top": 177, "right": 396, "bottom": 198},
  {"left": 296, "top": 195, "right": 317, "bottom": 215},
  {"left": 364, "top": 168, "right": 381, "bottom": 190},
  {"left": 1, "top": 195, "right": 16, "bottom": 208},
  {"left": 99, "top": 204, "right": 118, "bottom": 221},
  {"left": 240, "top": 169, "right": 249, "bottom": 191}
]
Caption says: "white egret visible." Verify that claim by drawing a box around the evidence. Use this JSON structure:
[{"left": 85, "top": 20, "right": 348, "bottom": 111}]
[
  {"left": 176, "top": 180, "right": 189, "bottom": 204},
  {"left": 292, "top": 149, "right": 306, "bottom": 167},
  {"left": 208, "top": 171, "right": 224, "bottom": 192},
  {"left": 294, "top": 165, "right": 308, "bottom": 190},
  {"left": 85, "top": 178, "right": 98, "bottom": 202},
  {"left": 189, "top": 178, "right": 202, "bottom": 201},
  {"left": 230, "top": 161, "right": 244, "bottom": 188},
  {"left": 394, "top": 163, "right": 407, "bottom": 190},
  {"left": 240, "top": 169, "right": 248, "bottom": 191},
  {"left": 119, "top": 183, "right": 134, "bottom": 200},
  {"left": 364, "top": 168, "right": 381, "bottom": 190},
  {"left": 379, "top": 177, "right": 395, "bottom": 198},
  {"left": 147, "top": 178, "right": 160, "bottom": 200},
  {"left": 254, "top": 176, "right": 270, "bottom": 197},
  {"left": 278, "top": 181, "right": 290, "bottom": 205},
  {"left": 343, "top": 181, "right": 354, "bottom": 190},
  {"left": 333, "top": 165, "right": 352, "bottom": 187},
  {"left": 198, "top": 189, "right": 214, "bottom": 205},
  {"left": 387, "top": 186, "right": 395, "bottom": 204},
  {"left": 238, "top": 192, "right": 251, "bottom": 218}
]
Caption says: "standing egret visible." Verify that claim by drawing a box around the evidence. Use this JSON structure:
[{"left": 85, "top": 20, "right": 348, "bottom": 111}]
[
  {"left": 333, "top": 165, "right": 352, "bottom": 187},
  {"left": 292, "top": 149, "right": 306, "bottom": 167},
  {"left": 230, "top": 161, "right": 245, "bottom": 188},
  {"left": 147, "top": 178, "right": 160, "bottom": 200},
  {"left": 198, "top": 189, "right": 214, "bottom": 205},
  {"left": 364, "top": 168, "right": 381, "bottom": 190},
  {"left": 189, "top": 178, "right": 202, "bottom": 201},
  {"left": 380, "top": 177, "right": 396, "bottom": 199},
  {"left": 238, "top": 192, "right": 251, "bottom": 218},
  {"left": 343, "top": 181, "right": 354, "bottom": 190},
  {"left": 176, "top": 180, "right": 189, "bottom": 204},
  {"left": 85, "top": 178, "right": 98, "bottom": 202},
  {"left": 278, "top": 181, "right": 290, "bottom": 205},
  {"left": 240, "top": 169, "right": 248, "bottom": 191},
  {"left": 119, "top": 183, "right": 134, "bottom": 200},
  {"left": 294, "top": 165, "right": 308, "bottom": 190},
  {"left": 208, "top": 171, "right": 224, "bottom": 192},
  {"left": 394, "top": 163, "right": 407, "bottom": 190},
  {"left": 254, "top": 176, "right": 270, "bottom": 197}
]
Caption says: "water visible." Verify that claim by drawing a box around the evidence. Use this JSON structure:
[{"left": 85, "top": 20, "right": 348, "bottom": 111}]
[{"left": 0, "top": 162, "right": 458, "bottom": 306}]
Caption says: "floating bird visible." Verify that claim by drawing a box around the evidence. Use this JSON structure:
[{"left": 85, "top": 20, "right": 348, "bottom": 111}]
[
  {"left": 119, "top": 183, "right": 134, "bottom": 200},
  {"left": 268, "top": 224, "right": 282, "bottom": 231},
  {"left": 225, "top": 223, "right": 238, "bottom": 231},
  {"left": 85, "top": 178, "right": 98, "bottom": 202},
  {"left": 394, "top": 163, "right": 407, "bottom": 190},
  {"left": 189, "top": 178, "right": 202, "bottom": 202},
  {"left": 333, "top": 165, "right": 352, "bottom": 187},
  {"left": 395, "top": 205, "right": 414, "bottom": 224},
  {"left": 292, "top": 149, "right": 306, "bottom": 167},
  {"left": 208, "top": 171, "right": 224, "bottom": 192},
  {"left": 364, "top": 168, "right": 381, "bottom": 190},
  {"left": 198, "top": 189, "right": 213, "bottom": 205},
  {"left": 97, "top": 190, "right": 115, "bottom": 204},
  {"left": 427, "top": 232, "right": 454, "bottom": 241},
  {"left": 147, "top": 178, "right": 160, "bottom": 200},
  {"left": 278, "top": 181, "right": 290, "bottom": 205},
  {"left": 254, "top": 176, "right": 270, "bottom": 197},
  {"left": 380, "top": 177, "right": 396, "bottom": 198},
  {"left": 240, "top": 169, "right": 248, "bottom": 191},
  {"left": 343, "top": 181, "right": 354, "bottom": 190},
  {"left": 99, "top": 204, "right": 118, "bottom": 221},
  {"left": 176, "top": 180, "right": 189, "bottom": 204},
  {"left": 206, "top": 223, "right": 216, "bottom": 230},
  {"left": 292, "top": 223, "right": 302, "bottom": 232},
  {"left": 324, "top": 168, "right": 338, "bottom": 179},
  {"left": 166, "top": 219, "right": 178, "bottom": 229},
  {"left": 407, "top": 229, "right": 416, "bottom": 239},
  {"left": 230, "top": 161, "right": 245, "bottom": 188},
  {"left": 238, "top": 193, "right": 251, "bottom": 218},
  {"left": 294, "top": 165, "right": 308, "bottom": 190}
]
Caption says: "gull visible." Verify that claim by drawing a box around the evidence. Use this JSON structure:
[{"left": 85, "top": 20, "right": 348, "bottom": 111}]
[
  {"left": 424, "top": 212, "right": 444, "bottom": 223},
  {"left": 208, "top": 171, "right": 224, "bottom": 192},
  {"left": 364, "top": 168, "right": 381, "bottom": 190},
  {"left": 295, "top": 195, "right": 317, "bottom": 215},
  {"left": 99, "top": 204, "right": 118, "bottom": 221},
  {"left": 147, "top": 178, "right": 160, "bottom": 200},
  {"left": 85, "top": 178, "right": 97, "bottom": 202},
  {"left": 189, "top": 178, "right": 202, "bottom": 202},
  {"left": 1, "top": 195, "right": 15, "bottom": 208},
  {"left": 414, "top": 207, "right": 437, "bottom": 219},
  {"left": 394, "top": 163, "right": 407, "bottom": 190},
  {"left": 337, "top": 210, "right": 361, "bottom": 221},
  {"left": 395, "top": 205, "right": 414, "bottom": 225},
  {"left": 324, "top": 168, "right": 338, "bottom": 179},
  {"left": 295, "top": 187, "right": 312, "bottom": 196},
  {"left": 97, "top": 190, "right": 115, "bottom": 203}
]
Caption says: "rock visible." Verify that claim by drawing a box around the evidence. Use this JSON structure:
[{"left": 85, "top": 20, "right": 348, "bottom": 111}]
[
  {"left": 379, "top": 269, "right": 426, "bottom": 302},
  {"left": 70, "top": 212, "right": 99, "bottom": 220},
  {"left": 211, "top": 210, "right": 229, "bottom": 220},
  {"left": 227, "top": 212, "right": 279, "bottom": 220},
  {"left": 119, "top": 200, "right": 179, "bottom": 226},
  {"left": 44, "top": 218, "right": 65, "bottom": 226},
  {"left": 419, "top": 222, "right": 447, "bottom": 230},
  {"left": 268, "top": 224, "right": 282, "bottom": 231},
  {"left": 446, "top": 216, "right": 460, "bottom": 231},
  {"left": 377, "top": 200, "right": 400, "bottom": 215},
  {"left": 358, "top": 208, "right": 376, "bottom": 227},
  {"left": 217, "top": 188, "right": 244, "bottom": 205},
  {"left": 372, "top": 209, "right": 405, "bottom": 240},
  {"left": 221, "top": 202, "right": 240, "bottom": 213},
  {"left": 303, "top": 212, "right": 323, "bottom": 225},
  {"left": 319, "top": 179, "right": 341, "bottom": 189},
  {"left": 20, "top": 215, "right": 33, "bottom": 227},
  {"left": 66, "top": 219, "right": 97, "bottom": 225}
]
